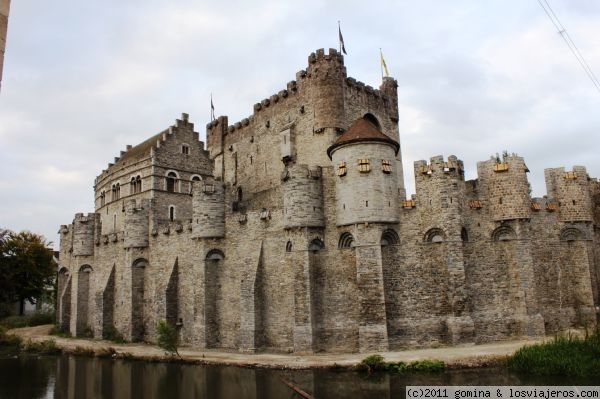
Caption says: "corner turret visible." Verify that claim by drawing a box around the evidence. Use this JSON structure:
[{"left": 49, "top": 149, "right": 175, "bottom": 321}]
[
  {"left": 477, "top": 155, "right": 531, "bottom": 221},
  {"left": 328, "top": 117, "right": 400, "bottom": 226}
]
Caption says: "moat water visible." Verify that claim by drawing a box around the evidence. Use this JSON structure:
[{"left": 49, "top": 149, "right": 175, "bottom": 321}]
[{"left": 0, "top": 355, "right": 596, "bottom": 399}]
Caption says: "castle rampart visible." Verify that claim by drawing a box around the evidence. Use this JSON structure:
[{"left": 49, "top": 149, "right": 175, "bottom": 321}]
[{"left": 56, "top": 48, "right": 599, "bottom": 354}]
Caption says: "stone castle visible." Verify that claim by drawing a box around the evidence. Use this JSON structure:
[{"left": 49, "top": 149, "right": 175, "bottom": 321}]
[{"left": 57, "top": 48, "right": 600, "bottom": 353}]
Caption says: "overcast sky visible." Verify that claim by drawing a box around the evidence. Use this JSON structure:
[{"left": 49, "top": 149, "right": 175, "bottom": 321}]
[{"left": 1, "top": 0, "right": 599, "bottom": 248}]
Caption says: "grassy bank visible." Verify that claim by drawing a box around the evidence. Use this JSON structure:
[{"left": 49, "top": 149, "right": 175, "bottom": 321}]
[
  {"left": 0, "top": 312, "right": 54, "bottom": 329},
  {"left": 507, "top": 330, "right": 600, "bottom": 378},
  {"left": 358, "top": 354, "right": 445, "bottom": 374}
]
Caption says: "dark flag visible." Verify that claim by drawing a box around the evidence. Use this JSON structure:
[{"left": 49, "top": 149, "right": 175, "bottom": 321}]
[
  {"left": 210, "top": 94, "right": 215, "bottom": 121},
  {"left": 338, "top": 21, "right": 347, "bottom": 55}
]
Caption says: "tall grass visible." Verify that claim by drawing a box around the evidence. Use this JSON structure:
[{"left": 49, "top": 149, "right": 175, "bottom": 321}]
[
  {"left": 507, "top": 330, "right": 600, "bottom": 378},
  {"left": 0, "top": 312, "right": 54, "bottom": 329}
]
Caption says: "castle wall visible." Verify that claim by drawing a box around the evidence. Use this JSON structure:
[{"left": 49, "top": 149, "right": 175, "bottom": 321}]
[{"left": 56, "top": 49, "right": 600, "bottom": 354}]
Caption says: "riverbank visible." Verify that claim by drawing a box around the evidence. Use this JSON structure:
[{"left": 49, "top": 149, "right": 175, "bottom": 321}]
[{"left": 6, "top": 325, "right": 554, "bottom": 370}]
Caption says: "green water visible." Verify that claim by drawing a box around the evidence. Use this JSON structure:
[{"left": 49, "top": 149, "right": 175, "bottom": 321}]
[{"left": 0, "top": 355, "right": 595, "bottom": 399}]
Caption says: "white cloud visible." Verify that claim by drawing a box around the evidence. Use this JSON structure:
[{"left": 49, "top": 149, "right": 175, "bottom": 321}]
[{"left": 1, "top": 0, "right": 599, "bottom": 245}]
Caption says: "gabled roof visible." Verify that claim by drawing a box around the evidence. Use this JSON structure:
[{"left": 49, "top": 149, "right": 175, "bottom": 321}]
[
  {"left": 117, "top": 130, "right": 166, "bottom": 165},
  {"left": 327, "top": 117, "right": 400, "bottom": 159}
]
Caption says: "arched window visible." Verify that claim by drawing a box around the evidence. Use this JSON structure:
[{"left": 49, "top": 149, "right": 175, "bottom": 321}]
[
  {"left": 308, "top": 238, "right": 324, "bottom": 252},
  {"left": 130, "top": 177, "right": 136, "bottom": 194},
  {"left": 132, "top": 258, "right": 147, "bottom": 268},
  {"left": 79, "top": 265, "right": 93, "bottom": 273},
  {"left": 286, "top": 240, "right": 293, "bottom": 252},
  {"left": 381, "top": 229, "right": 399, "bottom": 246},
  {"left": 560, "top": 227, "right": 584, "bottom": 242},
  {"left": 206, "top": 249, "right": 224, "bottom": 261},
  {"left": 338, "top": 232, "right": 355, "bottom": 249},
  {"left": 135, "top": 175, "right": 142, "bottom": 193},
  {"left": 491, "top": 226, "right": 516, "bottom": 242},
  {"left": 169, "top": 206, "right": 175, "bottom": 221},
  {"left": 166, "top": 172, "right": 178, "bottom": 192},
  {"left": 237, "top": 187, "right": 243, "bottom": 202},
  {"left": 190, "top": 175, "right": 201, "bottom": 193},
  {"left": 100, "top": 191, "right": 105, "bottom": 207},
  {"left": 111, "top": 185, "right": 116, "bottom": 201},
  {"left": 115, "top": 183, "right": 120, "bottom": 200},
  {"left": 424, "top": 228, "right": 445, "bottom": 243},
  {"left": 363, "top": 113, "right": 381, "bottom": 130}
]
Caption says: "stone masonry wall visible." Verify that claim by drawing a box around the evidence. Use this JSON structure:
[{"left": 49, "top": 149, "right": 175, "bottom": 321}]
[{"left": 57, "top": 48, "right": 599, "bottom": 353}]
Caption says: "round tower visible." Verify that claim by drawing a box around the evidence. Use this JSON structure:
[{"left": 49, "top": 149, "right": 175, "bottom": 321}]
[
  {"left": 283, "top": 164, "right": 325, "bottom": 228},
  {"left": 544, "top": 166, "right": 593, "bottom": 222},
  {"left": 327, "top": 117, "right": 400, "bottom": 226},
  {"left": 124, "top": 199, "right": 150, "bottom": 248},
  {"left": 477, "top": 155, "right": 531, "bottom": 221},
  {"left": 414, "top": 155, "right": 466, "bottom": 239},
  {"left": 306, "top": 48, "right": 347, "bottom": 132},
  {"left": 192, "top": 180, "right": 225, "bottom": 238},
  {"left": 72, "top": 213, "right": 96, "bottom": 256}
]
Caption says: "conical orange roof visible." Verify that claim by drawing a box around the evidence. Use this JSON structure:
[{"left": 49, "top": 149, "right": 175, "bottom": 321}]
[{"left": 327, "top": 117, "right": 399, "bottom": 159}]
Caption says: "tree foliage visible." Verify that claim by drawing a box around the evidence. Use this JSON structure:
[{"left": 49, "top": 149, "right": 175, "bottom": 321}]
[
  {"left": 156, "top": 320, "right": 180, "bottom": 357},
  {"left": 0, "top": 229, "right": 55, "bottom": 315}
]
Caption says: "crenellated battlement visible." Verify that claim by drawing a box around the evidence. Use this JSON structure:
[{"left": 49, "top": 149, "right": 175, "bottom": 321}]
[
  {"left": 415, "top": 155, "right": 464, "bottom": 178},
  {"left": 72, "top": 212, "right": 99, "bottom": 256},
  {"left": 205, "top": 48, "right": 397, "bottom": 154},
  {"left": 545, "top": 166, "right": 593, "bottom": 222}
]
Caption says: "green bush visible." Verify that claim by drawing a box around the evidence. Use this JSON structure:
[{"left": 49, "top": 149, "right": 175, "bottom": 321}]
[
  {"left": 28, "top": 312, "right": 54, "bottom": 326},
  {"left": 359, "top": 354, "right": 445, "bottom": 374},
  {"left": 0, "top": 326, "right": 23, "bottom": 355},
  {"left": 80, "top": 325, "right": 94, "bottom": 338},
  {"left": 102, "top": 326, "right": 125, "bottom": 343},
  {"left": 507, "top": 331, "right": 600, "bottom": 378},
  {"left": 0, "top": 311, "right": 55, "bottom": 329},
  {"left": 49, "top": 324, "right": 72, "bottom": 338},
  {"left": 407, "top": 359, "right": 445, "bottom": 373},
  {"left": 0, "top": 315, "right": 28, "bottom": 329},
  {"left": 156, "top": 320, "right": 180, "bottom": 357}
]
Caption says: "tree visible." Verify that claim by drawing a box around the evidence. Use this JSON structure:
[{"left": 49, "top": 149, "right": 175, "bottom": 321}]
[
  {"left": 156, "top": 320, "right": 180, "bottom": 357},
  {"left": 0, "top": 230, "right": 55, "bottom": 315}
]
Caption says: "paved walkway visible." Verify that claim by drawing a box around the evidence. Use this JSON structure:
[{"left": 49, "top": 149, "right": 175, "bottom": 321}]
[{"left": 11, "top": 325, "right": 548, "bottom": 369}]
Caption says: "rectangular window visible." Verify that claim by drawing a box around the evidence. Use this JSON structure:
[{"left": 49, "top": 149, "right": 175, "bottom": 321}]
[
  {"left": 381, "top": 159, "right": 392, "bottom": 173},
  {"left": 181, "top": 145, "right": 189, "bottom": 155},
  {"left": 337, "top": 161, "right": 347, "bottom": 176},
  {"left": 358, "top": 159, "right": 370, "bottom": 173}
]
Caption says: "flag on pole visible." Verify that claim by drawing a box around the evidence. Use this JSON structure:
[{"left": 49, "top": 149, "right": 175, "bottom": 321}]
[
  {"left": 380, "top": 49, "right": 390, "bottom": 78},
  {"left": 338, "top": 21, "right": 347, "bottom": 55},
  {"left": 210, "top": 94, "right": 215, "bottom": 121}
]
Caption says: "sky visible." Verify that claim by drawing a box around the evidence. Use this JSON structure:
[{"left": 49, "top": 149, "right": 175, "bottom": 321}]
[{"left": 1, "top": 0, "right": 599, "bottom": 248}]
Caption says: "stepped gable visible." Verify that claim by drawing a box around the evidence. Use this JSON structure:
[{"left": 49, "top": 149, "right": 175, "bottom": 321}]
[{"left": 326, "top": 117, "right": 399, "bottom": 159}]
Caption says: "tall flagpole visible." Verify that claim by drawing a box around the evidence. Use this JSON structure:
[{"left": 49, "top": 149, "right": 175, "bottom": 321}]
[
  {"left": 379, "top": 48, "right": 384, "bottom": 81},
  {"left": 338, "top": 21, "right": 341, "bottom": 54}
]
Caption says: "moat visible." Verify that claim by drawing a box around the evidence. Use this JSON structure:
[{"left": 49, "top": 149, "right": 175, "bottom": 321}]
[{"left": 1, "top": 355, "right": 597, "bottom": 399}]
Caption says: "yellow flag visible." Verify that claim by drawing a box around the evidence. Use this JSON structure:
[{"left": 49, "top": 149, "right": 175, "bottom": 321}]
[{"left": 380, "top": 49, "right": 389, "bottom": 77}]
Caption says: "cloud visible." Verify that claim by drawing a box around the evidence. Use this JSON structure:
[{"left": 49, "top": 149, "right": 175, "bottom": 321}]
[{"left": 1, "top": 0, "right": 599, "bottom": 246}]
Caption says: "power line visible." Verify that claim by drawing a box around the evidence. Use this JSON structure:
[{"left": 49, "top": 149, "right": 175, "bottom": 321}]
[
  {"left": 536, "top": 0, "right": 600, "bottom": 92},
  {"left": 542, "top": 0, "right": 600, "bottom": 89}
]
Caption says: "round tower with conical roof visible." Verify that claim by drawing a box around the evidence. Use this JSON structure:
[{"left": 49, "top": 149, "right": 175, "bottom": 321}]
[{"left": 327, "top": 117, "right": 400, "bottom": 226}]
